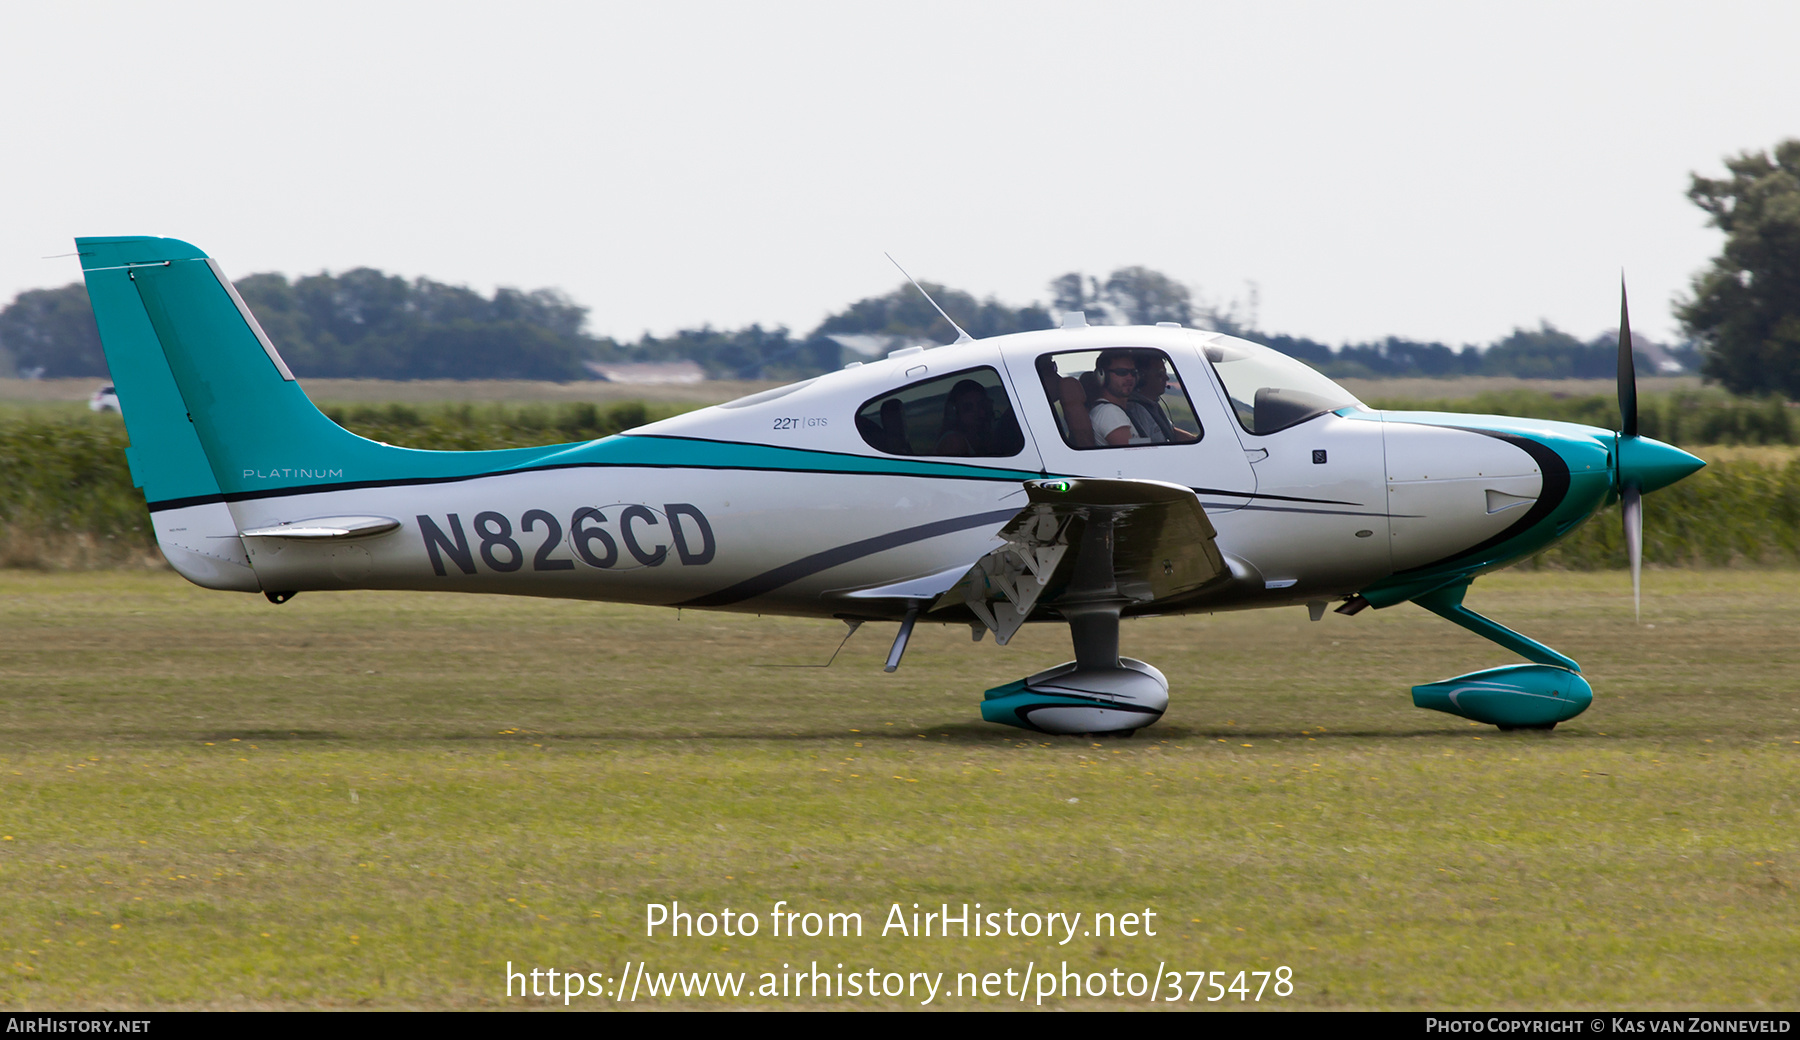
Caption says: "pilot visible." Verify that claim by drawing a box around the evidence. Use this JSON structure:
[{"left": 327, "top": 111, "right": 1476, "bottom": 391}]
[
  {"left": 1088, "top": 350, "right": 1151, "bottom": 446},
  {"left": 1129, "top": 353, "right": 1197, "bottom": 443}
]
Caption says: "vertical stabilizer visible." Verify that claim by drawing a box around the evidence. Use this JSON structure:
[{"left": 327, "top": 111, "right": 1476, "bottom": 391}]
[
  {"left": 79, "top": 236, "right": 376, "bottom": 504},
  {"left": 77, "top": 237, "right": 262, "bottom": 589},
  {"left": 75, "top": 236, "right": 578, "bottom": 591},
  {"left": 78, "top": 235, "right": 577, "bottom": 492}
]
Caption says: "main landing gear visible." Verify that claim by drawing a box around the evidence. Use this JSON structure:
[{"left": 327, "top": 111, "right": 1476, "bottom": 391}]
[{"left": 978, "top": 511, "right": 1169, "bottom": 735}]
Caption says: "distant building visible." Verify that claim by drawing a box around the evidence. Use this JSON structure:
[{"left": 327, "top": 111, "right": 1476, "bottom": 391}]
[
  {"left": 1632, "top": 337, "right": 1689, "bottom": 375},
  {"left": 583, "top": 360, "right": 707, "bottom": 384}
]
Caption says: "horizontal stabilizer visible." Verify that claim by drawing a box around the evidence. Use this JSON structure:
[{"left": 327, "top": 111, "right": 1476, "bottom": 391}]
[{"left": 238, "top": 516, "right": 402, "bottom": 540}]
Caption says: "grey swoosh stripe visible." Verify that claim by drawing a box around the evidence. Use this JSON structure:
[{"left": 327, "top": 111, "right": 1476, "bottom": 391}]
[{"left": 678, "top": 508, "right": 1020, "bottom": 608}]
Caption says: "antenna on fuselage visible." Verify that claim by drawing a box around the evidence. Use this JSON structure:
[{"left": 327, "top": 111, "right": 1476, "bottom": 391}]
[{"left": 885, "top": 252, "right": 973, "bottom": 344}]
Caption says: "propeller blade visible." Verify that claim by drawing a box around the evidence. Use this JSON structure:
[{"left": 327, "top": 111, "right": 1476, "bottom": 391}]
[
  {"left": 1618, "top": 277, "right": 1638, "bottom": 439},
  {"left": 1622, "top": 484, "right": 1642, "bottom": 622}
]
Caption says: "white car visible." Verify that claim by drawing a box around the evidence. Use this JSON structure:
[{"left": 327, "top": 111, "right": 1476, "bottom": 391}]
[{"left": 89, "top": 384, "right": 119, "bottom": 413}]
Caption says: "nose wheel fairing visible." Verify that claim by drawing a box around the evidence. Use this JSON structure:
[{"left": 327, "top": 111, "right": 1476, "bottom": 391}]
[
  {"left": 1400, "top": 577, "right": 1594, "bottom": 728},
  {"left": 1412, "top": 663, "right": 1592, "bottom": 729}
]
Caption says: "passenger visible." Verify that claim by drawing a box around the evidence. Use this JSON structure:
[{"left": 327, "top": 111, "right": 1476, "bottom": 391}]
[
  {"left": 934, "top": 379, "right": 1013, "bottom": 456},
  {"left": 1035, "top": 354, "right": 1094, "bottom": 447},
  {"left": 1088, "top": 350, "right": 1150, "bottom": 446},
  {"left": 877, "top": 398, "right": 910, "bottom": 454}
]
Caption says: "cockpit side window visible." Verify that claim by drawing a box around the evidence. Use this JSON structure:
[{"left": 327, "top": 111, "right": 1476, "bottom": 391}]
[
  {"left": 1032, "top": 349, "right": 1204, "bottom": 450},
  {"left": 854, "top": 366, "right": 1025, "bottom": 458}
]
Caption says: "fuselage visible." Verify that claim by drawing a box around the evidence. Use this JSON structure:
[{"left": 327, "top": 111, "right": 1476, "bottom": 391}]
[{"left": 156, "top": 324, "right": 1635, "bottom": 622}]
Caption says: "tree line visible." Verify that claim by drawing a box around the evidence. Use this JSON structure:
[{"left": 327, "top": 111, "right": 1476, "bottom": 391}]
[
  {"left": 0, "top": 269, "right": 604, "bottom": 383},
  {"left": 5, "top": 136, "right": 1795, "bottom": 390},
  {"left": 0, "top": 266, "right": 1701, "bottom": 384}
]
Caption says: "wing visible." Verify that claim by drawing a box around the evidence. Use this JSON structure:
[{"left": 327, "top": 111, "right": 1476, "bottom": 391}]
[{"left": 932, "top": 477, "right": 1228, "bottom": 644}]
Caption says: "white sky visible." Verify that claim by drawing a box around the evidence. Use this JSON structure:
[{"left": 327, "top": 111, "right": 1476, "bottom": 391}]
[{"left": 2, "top": 2, "right": 1795, "bottom": 348}]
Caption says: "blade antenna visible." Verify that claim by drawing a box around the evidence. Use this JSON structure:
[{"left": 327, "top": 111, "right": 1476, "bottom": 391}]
[{"left": 885, "top": 252, "right": 973, "bottom": 344}]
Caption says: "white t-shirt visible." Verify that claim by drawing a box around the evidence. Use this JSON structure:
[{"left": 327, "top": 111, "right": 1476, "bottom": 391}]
[{"left": 1089, "top": 401, "right": 1136, "bottom": 444}]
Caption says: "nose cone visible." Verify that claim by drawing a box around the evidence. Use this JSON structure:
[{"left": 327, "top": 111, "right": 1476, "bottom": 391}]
[{"left": 1617, "top": 435, "right": 1706, "bottom": 495}]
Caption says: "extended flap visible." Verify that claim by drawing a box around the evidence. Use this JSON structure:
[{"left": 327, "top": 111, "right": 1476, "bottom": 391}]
[{"left": 931, "top": 477, "right": 1227, "bottom": 643}]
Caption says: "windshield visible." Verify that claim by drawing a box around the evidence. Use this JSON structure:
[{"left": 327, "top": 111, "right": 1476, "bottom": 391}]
[{"left": 1202, "top": 336, "right": 1363, "bottom": 435}]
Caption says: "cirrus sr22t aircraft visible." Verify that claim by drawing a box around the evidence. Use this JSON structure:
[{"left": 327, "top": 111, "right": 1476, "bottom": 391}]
[{"left": 77, "top": 236, "right": 1705, "bottom": 735}]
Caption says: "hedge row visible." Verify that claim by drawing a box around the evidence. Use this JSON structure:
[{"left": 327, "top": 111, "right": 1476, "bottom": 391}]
[
  {"left": 1525, "top": 453, "right": 1800, "bottom": 569},
  {"left": 1366, "top": 390, "right": 1799, "bottom": 446},
  {"left": 2, "top": 401, "right": 1796, "bottom": 569},
  {"left": 0, "top": 403, "right": 685, "bottom": 568},
  {"left": 0, "top": 416, "right": 153, "bottom": 567},
  {"left": 316, "top": 401, "right": 685, "bottom": 450}
]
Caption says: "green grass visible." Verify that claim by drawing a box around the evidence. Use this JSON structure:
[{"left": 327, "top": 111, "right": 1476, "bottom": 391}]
[{"left": 1, "top": 570, "right": 1795, "bottom": 1009}]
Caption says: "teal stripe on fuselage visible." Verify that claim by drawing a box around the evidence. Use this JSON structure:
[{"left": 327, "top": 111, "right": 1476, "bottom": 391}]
[
  {"left": 159, "top": 433, "right": 1045, "bottom": 509},
  {"left": 526, "top": 435, "right": 1045, "bottom": 483}
]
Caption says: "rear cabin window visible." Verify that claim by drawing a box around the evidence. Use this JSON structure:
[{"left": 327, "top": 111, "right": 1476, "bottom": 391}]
[
  {"left": 1031, "top": 349, "right": 1204, "bottom": 449},
  {"left": 855, "top": 366, "right": 1025, "bottom": 458}
]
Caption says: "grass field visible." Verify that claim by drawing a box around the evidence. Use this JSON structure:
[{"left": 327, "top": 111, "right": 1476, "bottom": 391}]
[{"left": 1, "top": 570, "right": 1795, "bottom": 1009}]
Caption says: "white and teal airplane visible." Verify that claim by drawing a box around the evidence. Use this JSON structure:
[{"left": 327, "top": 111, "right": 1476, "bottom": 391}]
[{"left": 77, "top": 236, "right": 1705, "bottom": 735}]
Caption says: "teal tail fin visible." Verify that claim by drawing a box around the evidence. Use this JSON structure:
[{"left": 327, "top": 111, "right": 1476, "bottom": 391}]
[
  {"left": 77, "top": 236, "right": 583, "bottom": 592},
  {"left": 78, "top": 235, "right": 396, "bottom": 507},
  {"left": 77, "top": 236, "right": 570, "bottom": 510},
  {"left": 79, "top": 237, "right": 237, "bottom": 507}
]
